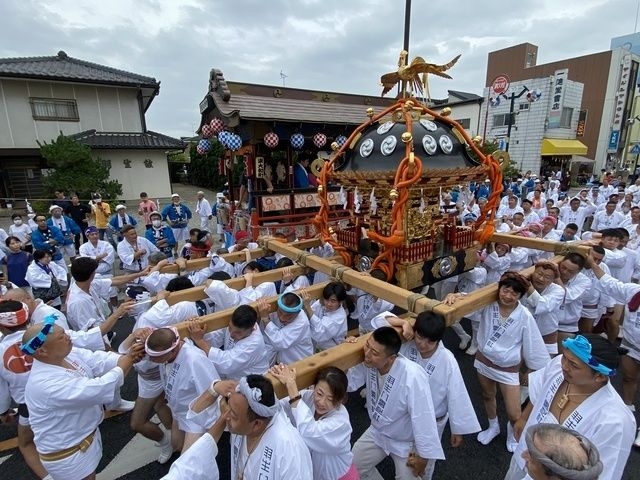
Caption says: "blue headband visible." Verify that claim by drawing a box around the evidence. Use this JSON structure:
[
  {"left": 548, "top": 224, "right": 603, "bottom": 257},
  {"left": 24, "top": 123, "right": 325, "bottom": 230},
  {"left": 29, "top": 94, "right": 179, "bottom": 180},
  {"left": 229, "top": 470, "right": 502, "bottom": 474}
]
[
  {"left": 562, "top": 335, "right": 616, "bottom": 377},
  {"left": 20, "top": 315, "right": 57, "bottom": 355},
  {"left": 277, "top": 293, "right": 303, "bottom": 313}
]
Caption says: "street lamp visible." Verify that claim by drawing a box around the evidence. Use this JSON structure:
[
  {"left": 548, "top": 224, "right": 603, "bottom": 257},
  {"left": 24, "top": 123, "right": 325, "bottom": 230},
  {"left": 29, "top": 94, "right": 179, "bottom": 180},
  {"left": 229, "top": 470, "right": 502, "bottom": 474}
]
[{"left": 503, "top": 86, "right": 530, "bottom": 152}]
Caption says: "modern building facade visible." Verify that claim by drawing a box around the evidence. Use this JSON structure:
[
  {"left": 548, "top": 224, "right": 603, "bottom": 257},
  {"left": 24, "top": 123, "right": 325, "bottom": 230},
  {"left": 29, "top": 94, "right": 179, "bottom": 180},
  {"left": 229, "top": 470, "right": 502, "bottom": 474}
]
[
  {"left": 481, "top": 42, "right": 640, "bottom": 178},
  {"left": 0, "top": 51, "right": 183, "bottom": 202}
]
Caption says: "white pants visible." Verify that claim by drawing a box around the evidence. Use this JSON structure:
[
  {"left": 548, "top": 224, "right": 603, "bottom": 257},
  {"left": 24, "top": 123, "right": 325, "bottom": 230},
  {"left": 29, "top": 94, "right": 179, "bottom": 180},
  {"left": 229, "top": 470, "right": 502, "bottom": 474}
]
[
  {"left": 420, "top": 414, "right": 448, "bottom": 480},
  {"left": 199, "top": 216, "right": 210, "bottom": 231},
  {"left": 352, "top": 426, "right": 420, "bottom": 480}
]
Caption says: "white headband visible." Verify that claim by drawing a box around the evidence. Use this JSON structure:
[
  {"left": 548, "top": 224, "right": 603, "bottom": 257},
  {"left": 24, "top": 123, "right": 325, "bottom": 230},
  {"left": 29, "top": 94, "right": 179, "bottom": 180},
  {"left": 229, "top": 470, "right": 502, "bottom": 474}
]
[
  {"left": 144, "top": 327, "right": 180, "bottom": 357},
  {"left": 236, "top": 376, "right": 279, "bottom": 418}
]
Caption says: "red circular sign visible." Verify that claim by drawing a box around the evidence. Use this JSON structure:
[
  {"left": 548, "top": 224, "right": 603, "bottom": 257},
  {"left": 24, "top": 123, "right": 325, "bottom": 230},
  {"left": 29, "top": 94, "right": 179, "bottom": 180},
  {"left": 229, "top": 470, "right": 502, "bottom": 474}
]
[{"left": 491, "top": 75, "right": 510, "bottom": 95}]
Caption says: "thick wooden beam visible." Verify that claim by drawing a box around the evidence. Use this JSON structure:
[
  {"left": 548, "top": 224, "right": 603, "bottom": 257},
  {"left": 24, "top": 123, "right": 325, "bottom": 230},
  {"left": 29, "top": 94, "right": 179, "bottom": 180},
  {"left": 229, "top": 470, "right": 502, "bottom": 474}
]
[
  {"left": 490, "top": 233, "right": 591, "bottom": 257},
  {"left": 173, "top": 282, "right": 328, "bottom": 337},
  {"left": 261, "top": 238, "right": 448, "bottom": 320},
  {"left": 159, "top": 238, "right": 322, "bottom": 274},
  {"left": 165, "top": 254, "right": 344, "bottom": 305},
  {"left": 267, "top": 312, "right": 416, "bottom": 397}
]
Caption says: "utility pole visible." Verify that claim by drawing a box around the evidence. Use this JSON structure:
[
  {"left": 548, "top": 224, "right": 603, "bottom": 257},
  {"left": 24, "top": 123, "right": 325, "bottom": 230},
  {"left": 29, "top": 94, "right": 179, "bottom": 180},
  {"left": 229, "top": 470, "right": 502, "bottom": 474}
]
[{"left": 504, "top": 86, "right": 529, "bottom": 152}]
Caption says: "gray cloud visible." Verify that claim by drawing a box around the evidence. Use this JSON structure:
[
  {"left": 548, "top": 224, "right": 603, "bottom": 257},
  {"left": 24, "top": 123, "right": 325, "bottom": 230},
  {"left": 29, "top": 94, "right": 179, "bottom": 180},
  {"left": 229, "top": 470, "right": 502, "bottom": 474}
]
[{"left": 0, "top": 0, "right": 637, "bottom": 138}]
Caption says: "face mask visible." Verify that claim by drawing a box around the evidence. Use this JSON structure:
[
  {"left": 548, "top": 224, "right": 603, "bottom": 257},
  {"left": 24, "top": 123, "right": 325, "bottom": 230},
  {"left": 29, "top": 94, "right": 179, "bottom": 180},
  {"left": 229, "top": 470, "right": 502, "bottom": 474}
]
[
  {"left": 13, "top": 219, "right": 22, "bottom": 226},
  {"left": 152, "top": 220, "right": 162, "bottom": 228}
]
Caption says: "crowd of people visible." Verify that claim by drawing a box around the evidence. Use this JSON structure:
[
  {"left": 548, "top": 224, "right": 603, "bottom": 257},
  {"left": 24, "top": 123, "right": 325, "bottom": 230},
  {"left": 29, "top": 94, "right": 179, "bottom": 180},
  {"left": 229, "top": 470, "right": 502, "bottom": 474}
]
[{"left": 0, "top": 173, "right": 638, "bottom": 480}]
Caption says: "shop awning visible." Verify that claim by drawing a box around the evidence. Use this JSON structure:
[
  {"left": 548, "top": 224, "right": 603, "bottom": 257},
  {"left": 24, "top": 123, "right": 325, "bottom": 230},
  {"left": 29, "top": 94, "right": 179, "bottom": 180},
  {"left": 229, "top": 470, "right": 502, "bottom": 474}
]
[{"left": 540, "top": 138, "right": 588, "bottom": 156}]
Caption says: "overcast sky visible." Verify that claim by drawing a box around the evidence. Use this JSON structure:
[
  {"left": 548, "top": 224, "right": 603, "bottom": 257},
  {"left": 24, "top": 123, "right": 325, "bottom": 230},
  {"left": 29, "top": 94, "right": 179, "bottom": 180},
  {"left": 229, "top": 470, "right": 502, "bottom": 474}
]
[{"left": 1, "top": 0, "right": 638, "bottom": 138}]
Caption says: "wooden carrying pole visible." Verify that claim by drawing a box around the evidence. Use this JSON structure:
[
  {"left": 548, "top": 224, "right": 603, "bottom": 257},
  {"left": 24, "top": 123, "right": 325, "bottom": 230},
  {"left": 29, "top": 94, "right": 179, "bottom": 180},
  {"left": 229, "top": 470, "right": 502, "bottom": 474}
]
[
  {"left": 173, "top": 282, "right": 328, "bottom": 338},
  {"left": 165, "top": 255, "right": 344, "bottom": 305},
  {"left": 158, "top": 238, "right": 321, "bottom": 274}
]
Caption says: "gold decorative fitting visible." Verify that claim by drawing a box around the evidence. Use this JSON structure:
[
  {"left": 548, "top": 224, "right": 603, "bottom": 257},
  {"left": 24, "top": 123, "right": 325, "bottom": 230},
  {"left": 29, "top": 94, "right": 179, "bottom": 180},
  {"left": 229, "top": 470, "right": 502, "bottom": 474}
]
[
  {"left": 389, "top": 189, "right": 399, "bottom": 200},
  {"left": 472, "top": 135, "right": 483, "bottom": 145},
  {"left": 409, "top": 152, "right": 415, "bottom": 165},
  {"left": 366, "top": 107, "right": 374, "bottom": 117},
  {"left": 331, "top": 141, "right": 340, "bottom": 151},
  {"left": 401, "top": 132, "right": 413, "bottom": 143},
  {"left": 440, "top": 107, "right": 452, "bottom": 117},
  {"left": 317, "top": 185, "right": 324, "bottom": 193},
  {"left": 328, "top": 227, "right": 335, "bottom": 234},
  {"left": 404, "top": 100, "right": 415, "bottom": 110}
]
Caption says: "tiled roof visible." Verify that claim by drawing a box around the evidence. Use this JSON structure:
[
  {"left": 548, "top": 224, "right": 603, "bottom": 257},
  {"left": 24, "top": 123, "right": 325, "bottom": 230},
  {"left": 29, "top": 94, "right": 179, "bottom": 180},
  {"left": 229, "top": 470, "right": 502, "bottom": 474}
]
[
  {"left": 0, "top": 51, "right": 159, "bottom": 87},
  {"left": 205, "top": 69, "right": 394, "bottom": 125},
  {"left": 69, "top": 130, "right": 184, "bottom": 150}
]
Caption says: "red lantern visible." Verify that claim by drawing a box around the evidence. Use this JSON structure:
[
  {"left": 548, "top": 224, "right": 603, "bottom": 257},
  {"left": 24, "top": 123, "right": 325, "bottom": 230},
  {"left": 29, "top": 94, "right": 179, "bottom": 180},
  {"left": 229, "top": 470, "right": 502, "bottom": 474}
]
[
  {"left": 313, "top": 132, "right": 327, "bottom": 148},
  {"left": 264, "top": 132, "right": 279, "bottom": 149},
  {"left": 210, "top": 117, "right": 224, "bottom": 134}
]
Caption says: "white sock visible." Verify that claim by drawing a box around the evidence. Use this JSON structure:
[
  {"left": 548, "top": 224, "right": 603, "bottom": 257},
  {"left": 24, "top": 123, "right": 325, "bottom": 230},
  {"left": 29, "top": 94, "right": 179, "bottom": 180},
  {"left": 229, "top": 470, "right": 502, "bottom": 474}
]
[
  {"left": 488, "top": 417, "right": 499, "bottom": 429},
  {"left": 43, "top": 475, "right": 53, "bottom": 480},
  {"left": 627, "top": 404, "right": 636, "bottom": 413}
]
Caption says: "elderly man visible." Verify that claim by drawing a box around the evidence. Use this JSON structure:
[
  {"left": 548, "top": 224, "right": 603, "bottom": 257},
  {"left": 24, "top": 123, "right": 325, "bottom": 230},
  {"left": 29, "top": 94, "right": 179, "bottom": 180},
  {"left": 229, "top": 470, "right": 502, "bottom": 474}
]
[
  {"left": 117, "top": 224, "right": 158, "bottom": 274},
  {"left": 161, "top": 193, "right": 192, "bottom": 255},
  {"left": 347, "top": 326, "right": 444, "bottom": 479},
  {"left": 47, "top": 205, "right": 80, "bottom": 264},
  {"left": 521, "top": 424, "right": 602, "bottom": 480},
  {"left": 108, "top": 204, "right": 137, "bottom": 244},
  {"left": 22, "top": 318, "right": 144, "bottom": 480},
  {"left": 79, "top": 226, "right": 117, "bottom": 306},
  {"left": 188, "top": 374, "right": 313, "bottom": 479},
  {"left": 195, "top": 191, "right": 213, "bottom": 231}
]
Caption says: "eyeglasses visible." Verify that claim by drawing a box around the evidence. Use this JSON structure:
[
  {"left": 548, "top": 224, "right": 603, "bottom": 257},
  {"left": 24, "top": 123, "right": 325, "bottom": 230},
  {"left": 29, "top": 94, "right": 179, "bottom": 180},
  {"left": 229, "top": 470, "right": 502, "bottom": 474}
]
[{"left": 20, "top": 315, "right": 56, "bottom": 355}]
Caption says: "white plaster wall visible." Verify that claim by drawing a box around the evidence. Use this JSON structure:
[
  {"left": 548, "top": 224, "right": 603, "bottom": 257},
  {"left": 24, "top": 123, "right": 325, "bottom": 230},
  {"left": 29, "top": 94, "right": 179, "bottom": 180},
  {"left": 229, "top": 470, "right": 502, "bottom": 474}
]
[
  {"left": 0, "top": 78, "right": 143, "bottom": 148},
  {"left": 93, "top": 149, "right": 171, "bottom": 201}
]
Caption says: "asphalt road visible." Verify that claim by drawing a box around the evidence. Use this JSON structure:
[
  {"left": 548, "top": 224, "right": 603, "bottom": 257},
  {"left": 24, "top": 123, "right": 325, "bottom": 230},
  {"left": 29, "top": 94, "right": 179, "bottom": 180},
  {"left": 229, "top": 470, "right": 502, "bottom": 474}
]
[{"left": 1, "top": 316, "right": 639, "bottom": 479}]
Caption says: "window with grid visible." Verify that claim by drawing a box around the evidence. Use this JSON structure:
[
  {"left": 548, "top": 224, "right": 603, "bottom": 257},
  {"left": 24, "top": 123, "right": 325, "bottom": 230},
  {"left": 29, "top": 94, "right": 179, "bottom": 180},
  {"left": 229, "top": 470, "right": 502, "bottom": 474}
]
[
  {"left": 29, "top": 98, "right": 79, "bottom": 121},
  {"left": 455, "top": 118, "right": 471, "bottom": 129}
]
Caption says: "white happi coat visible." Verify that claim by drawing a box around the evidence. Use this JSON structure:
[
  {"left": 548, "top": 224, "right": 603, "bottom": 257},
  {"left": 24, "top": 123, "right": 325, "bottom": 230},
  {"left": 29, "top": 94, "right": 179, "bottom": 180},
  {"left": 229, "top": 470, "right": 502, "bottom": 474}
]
[
  {"left": 351, "top": 294, "right": 394, "bottom": 334},
  {"left": 347, "top": 356, "right": 445, "bottom": 461},
  {"left": 280, "top": 274, "right": 310, "bottom": 294},
  {"left": 474, "top": 302, "right": 549, "bottom": 383},
  {"left": 117, "top": 236, "right": 158, "bottom": 271},
  {"left": 79, "top": 240, "right": 115, "bottom": 274},
  {"left": 521, "top": 282, "right": 565, "bottom": 354},
  {"left": 513, "top": 356, "right": 635, "bottom": 480},
  {"left": 597, "top": 273, "right": 640, "bottom": 361},
  {"left": 161, "top": 341, "right": 219, "bottom": 433},
  {"left": 0, "top": 327, "right": 105, "bottom": 414},
  {"left": 557, "top": 272, "right": 590, "bottom": 333},
  {"left": 580, "top": 263, "right": 613, "bottom": 322},
  {"left": 230, "top": 409, "right": 313, "bottom": 480},
  {"left": 142, "top": 271, "right": 178, "bottom": 294},
  {"left": 187, "top": 255, "right": 236, "bottom": 285},
  {"left": 24, "top": 261, "right": 68, "bottom": 307},
  {"left": 133, "top": 300, "right": 200, "bottom": 398},
  {"left": 400, "top": 341, "right": 480, "bottom": 436},
  {"left": 66, "top": 278, "right": 112, "bottom": 331},
  {"left": 280, "top": 389, "right": 353, "bottom": 480},
  {"left": 263, "top": 311, "right": 314, "bottom": 365},
  {"left": 308, "top": 300, "right": 347, "bottom": 350},
  {"left": 161, "top": 431, "right": 219, "bottom": 480},
  {"left": 25, "top": 348, "right": 124, "bottom": 479},
  {"left": 30, "top": 298, "right": 70, "bottom": 329},
  {"left": 203, "top": 325, "right": 270, "bottom": 380},
  {"left": 482, "top": 251, "right": 511, "bottom": 286}
]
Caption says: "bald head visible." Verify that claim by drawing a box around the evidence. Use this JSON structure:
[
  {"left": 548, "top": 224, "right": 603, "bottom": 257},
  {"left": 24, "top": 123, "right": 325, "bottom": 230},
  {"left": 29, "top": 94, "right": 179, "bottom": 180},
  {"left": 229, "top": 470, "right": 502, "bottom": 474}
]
[
  {"left": 535, "top": 429, "right": 588, "bottom": 471},
  {"left": 146, "top": 328, "right": 178, "bottom": 351},
  {"left": 3, "top": 289, "right": 36, "bottom": 312}
]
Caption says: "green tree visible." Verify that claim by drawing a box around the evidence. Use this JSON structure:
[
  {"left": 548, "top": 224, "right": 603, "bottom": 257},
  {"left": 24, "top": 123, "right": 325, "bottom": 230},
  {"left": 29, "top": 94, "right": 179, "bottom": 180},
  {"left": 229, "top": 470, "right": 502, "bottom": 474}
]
[
  {"left": 38, "top": 134, "right": 122, "bottom": 200},
  {"left": 187, "top": 141, "right": 227, "bottom": 191}
]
